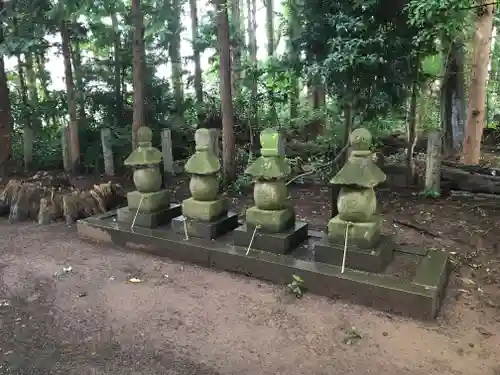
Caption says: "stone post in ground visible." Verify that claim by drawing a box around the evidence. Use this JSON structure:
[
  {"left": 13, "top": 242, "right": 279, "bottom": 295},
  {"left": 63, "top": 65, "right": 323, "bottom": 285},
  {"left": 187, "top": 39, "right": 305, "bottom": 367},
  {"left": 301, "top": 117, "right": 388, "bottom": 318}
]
[
  {"left": 171, "top": 128, "right": 238, "bottom": 239},
  {"left": 314, "top": 128, "right": 393, "bottom": 273},
  {"left": 161, "top": 128, "right": 174, "bottom": 178},
  {"left": 424, "top": 130, "right": 442, "bottom": 197},
  {"left": 100, "top": 127, "right": 115, "bottom": 176},
  {"left": 232, "top": 128, "right": 308, "bottom": 254},
  {"left": 116, "top": 126, "right": 181, "bottom": 228}
]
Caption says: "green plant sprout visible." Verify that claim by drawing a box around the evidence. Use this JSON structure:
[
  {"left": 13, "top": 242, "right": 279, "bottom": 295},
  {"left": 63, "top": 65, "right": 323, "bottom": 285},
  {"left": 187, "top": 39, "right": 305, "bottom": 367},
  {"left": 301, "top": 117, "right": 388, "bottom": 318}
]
[{"left": 287, "top": 274, "right": 305, "bottom": 298}]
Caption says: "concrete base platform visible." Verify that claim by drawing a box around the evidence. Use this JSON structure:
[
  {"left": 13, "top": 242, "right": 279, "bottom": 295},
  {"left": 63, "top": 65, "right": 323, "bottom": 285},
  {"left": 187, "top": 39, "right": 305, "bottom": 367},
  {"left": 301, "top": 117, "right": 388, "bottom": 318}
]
[
  {"left": 77, "top": 211, "right": 451, "bottom": 321},
  {"left": 314, "top": 235, "right": 394, "bottom": 273},
  {"left": 171, "top": 212, "right": 239, "bottom": 239},
  {"left": 233, "top": 222, "right": 308, "bottom": 255},
  {"left": 117, "top": 204, "right": 181, "bottom": 228}
]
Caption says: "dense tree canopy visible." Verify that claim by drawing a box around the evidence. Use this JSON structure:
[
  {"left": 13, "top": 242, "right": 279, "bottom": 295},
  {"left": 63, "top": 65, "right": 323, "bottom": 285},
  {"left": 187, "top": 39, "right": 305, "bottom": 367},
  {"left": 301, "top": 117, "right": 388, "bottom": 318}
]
[{"left": 0, "top": 0, "right": 495, "bottom": 180}]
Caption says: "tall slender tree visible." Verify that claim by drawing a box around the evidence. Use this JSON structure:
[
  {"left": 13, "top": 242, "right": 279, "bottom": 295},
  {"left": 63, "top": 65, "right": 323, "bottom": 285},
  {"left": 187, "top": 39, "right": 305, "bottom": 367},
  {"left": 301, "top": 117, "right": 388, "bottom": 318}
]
[
  {"left": 0, "top": 0, "right": 12, "bottom": 175},
  {"left": 462, "top": 0, "right": 495, "bottom": 164},
  {"left": 189, "top": 0, "right": 203, "bottom": 104},
  {"left": 60, "top": 19, "right": 81, "bottom": 173},
  {"left": 132, "top": 0, "right": 146, "bottom": 149},
  {"left": 214, "top": 0, "right": 236, "bottom": 183}
]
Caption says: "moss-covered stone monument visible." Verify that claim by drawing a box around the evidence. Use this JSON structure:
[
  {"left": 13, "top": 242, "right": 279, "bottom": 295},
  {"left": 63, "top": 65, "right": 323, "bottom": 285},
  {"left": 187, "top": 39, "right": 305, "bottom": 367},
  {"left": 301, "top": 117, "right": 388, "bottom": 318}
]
[
  {"left": 171, "top": 128, "right": 238, "bottom": 238},
  {"left": 314, "top": 127, "right": 393, "bottom": 272},
  {"left": 116, "top": 126, "right": 181, "bottom": 228},
  {"left": 233, "top": 128, "right": 308, "bottom": 254}
]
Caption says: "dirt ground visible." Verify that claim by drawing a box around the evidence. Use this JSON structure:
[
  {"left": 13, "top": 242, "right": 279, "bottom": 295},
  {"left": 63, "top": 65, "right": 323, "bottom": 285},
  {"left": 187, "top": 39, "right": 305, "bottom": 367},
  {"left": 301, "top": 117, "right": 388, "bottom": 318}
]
[{"left": 1, "top": 181, "right": 500, "bottom": 374}]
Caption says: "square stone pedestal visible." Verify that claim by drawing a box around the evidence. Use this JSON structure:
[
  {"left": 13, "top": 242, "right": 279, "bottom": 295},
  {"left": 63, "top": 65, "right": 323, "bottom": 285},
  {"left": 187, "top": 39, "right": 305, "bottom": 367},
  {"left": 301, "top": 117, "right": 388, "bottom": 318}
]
[
  {"left": 171, "top": 212, "right": 239, "bottom": 239},
  {"left": 127, "top": 190, "right": 170, "bottom": 212},
  {"left": 117, "top": 204, "right": 181, "bottom": 228},
  {"left": 233, "top": 221, "right": 308, "bottom": 255},
  {"left": 314, "top": 235, "right": 394, "bottom": 273},
  {"left": 245, "top": 206, "right": 294, "bottom": 233},
  {"left": 182, "top": 197, "right": 228, "bottom": 221},
  {"left": 327, "top": 215, "right": 381, "bottom": 249}
]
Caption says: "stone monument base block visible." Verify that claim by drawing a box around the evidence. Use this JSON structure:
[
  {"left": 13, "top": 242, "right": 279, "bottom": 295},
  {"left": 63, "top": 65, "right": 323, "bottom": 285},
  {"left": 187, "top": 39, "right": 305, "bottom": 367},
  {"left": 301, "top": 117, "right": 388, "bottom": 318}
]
[
  {"left": 327, "top": 215, "right": 381, "bottom": 249},
  {"left": 171, "top": 212, "right": 238, "bottom": 239},
  {"left": 314, "top": 235, "right": 394, "bottom": 273},
  {"left": 117, "top": 204, "right": 181, "bottom": 228},
  {"left": 182, "top": 197, "right": 228, "bottom": 221},
  {"left": 127, "top": 190, "right": 171, "bottom": 212},
  {"left": 245, "top": 206, "right": 294, "bottom": 233},
  {"left": 233, "top": 221, "right": 308, "bottom": 255}
]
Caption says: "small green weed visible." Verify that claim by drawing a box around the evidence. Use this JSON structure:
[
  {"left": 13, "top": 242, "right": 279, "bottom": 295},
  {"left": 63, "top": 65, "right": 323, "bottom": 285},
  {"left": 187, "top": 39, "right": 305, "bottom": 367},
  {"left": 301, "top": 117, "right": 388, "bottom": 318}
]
[{"left": 287, "top": 274, "right": 305, "bottom": 298}]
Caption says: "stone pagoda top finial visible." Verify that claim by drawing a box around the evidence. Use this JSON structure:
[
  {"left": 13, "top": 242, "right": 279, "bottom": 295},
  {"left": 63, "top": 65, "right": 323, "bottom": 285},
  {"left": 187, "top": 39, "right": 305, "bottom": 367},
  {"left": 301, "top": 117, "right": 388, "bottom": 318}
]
[
  {"left": 124, "top": 126, "right": 163, "bottom": 166},
  {"left": 184, "top": 128, "right": 220, "bottom": 175},
  {"left": 330, "top": 127, "right": 386, "bottom": 188},
  {"left": 245, "top": 128, "right": 291, "bottom": 179},
  {"left": 137, "top": 126, "right": 152, "bottom": 145},
  {"left": 349, "top": 128, "right": 372, "bottom": 152}
]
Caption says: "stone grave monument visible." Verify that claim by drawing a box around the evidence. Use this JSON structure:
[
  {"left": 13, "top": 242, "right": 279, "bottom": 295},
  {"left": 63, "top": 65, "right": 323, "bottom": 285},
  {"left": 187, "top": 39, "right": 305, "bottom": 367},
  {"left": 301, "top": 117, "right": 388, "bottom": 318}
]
[
  {"left": 171, "top": 128, "right": 238, "bottom": 238},
  {"left": 116, "top": 126, "right": 181, "bottom": 227},
  {"left": 78, "top": 126, "right": 450, "bottom": 321},
  {"left": 233, "top": 128, "right": 308, "bottom": 254},
  {"left": 314, "top": 127, "right": 393, "bottom": 272}
]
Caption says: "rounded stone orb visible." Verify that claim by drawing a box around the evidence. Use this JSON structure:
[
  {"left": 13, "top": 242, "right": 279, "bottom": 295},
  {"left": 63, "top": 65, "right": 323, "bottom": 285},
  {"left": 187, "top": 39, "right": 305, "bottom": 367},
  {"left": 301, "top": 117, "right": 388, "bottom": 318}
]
[
  {"left": 337, "top": 187, "right": 376, "bottom": 221},
  {"left": 254, "top": 180, "right": 287, "bottom": 210},
  {"left": 349, "top": 128, "right": 372, "bottom": 151},
  {"left": 190, "top": 174, "right": 219, "bottom": 201},
  {"left": 133, "top": 167, "right": 162, "bottom": 193}
]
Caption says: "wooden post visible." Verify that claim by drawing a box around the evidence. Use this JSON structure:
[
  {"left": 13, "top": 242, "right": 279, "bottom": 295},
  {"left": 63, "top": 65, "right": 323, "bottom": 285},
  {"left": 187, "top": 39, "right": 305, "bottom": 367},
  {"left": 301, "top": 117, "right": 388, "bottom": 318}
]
[
  {"left": 61, "top": 126, "right": 71, "bottom": 172},
  {"left": 161, "top": 128, "right": 174, "bottom": 176},
  {"left": 424, "top": 130, "right": 442, "bottom": 196},
  {"left": 100, "top": 127, "right": 115, "bottom": 176}
]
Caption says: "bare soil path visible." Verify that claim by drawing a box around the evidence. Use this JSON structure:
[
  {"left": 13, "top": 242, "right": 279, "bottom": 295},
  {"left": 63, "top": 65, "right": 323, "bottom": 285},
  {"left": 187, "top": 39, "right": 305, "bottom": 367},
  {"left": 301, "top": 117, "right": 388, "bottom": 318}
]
[{"left": 0, "top": 184, "right": 500, "bottom": 374}]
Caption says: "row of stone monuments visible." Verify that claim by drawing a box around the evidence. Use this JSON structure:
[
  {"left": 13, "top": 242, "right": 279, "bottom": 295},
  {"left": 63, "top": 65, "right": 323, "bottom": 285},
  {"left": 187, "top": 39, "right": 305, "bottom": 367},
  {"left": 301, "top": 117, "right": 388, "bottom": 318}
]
[
  {"left": 112, "top": 125, "right": 392, "bottom": 272},
  {"left": 78, "top": 124, "right": 450, "bottom": 320}
]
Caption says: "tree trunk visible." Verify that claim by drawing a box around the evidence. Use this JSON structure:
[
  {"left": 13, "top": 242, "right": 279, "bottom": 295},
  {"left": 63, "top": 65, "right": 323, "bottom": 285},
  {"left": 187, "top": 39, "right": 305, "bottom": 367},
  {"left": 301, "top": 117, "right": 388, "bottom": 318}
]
[
  {"left": 407, "top": 75, "right": 418, "bottom": 186},
  {"left": 287, "top": 0, "right": 300, "bottom": 120},
  {"left": 441, "top": 40, "right": 466, "bottom": 157},
  {"left": 71, "top": 35, "right": 86, "bottom": 127},
  {"left": 308, "top": 74, "right": 326, "bottom": 137},
  {"left": 35, "top": 53, "right": 50, "bottom": 102},
  {"left": 247, "top": 0, "right": 257, "bottom": 104},
  {"left": 189, "top": 0, "right": 203, "bottom": 104},
  {"left": 0, "top": 1, "right": 12, "bottom": 175},
  {"left": 265, "top": 0, "right": 274, "bottom": 58},
  {"left": 214, "top": 0, "right": 236, "bottom": 184},
  {"left": 169, "top": 0, "right": 183, "bottom": 112},
  {"left": 35, "top": 52, "right": 57, "bottom": 127},
  {"left": 132, "top": 0, "right": 146, "bottom": 149},
  {"left": 60, "top": 20, "right": 81, "bottom": 173},
  {"left": 463, "top": 1, "right": 495, "bottom": 165},
  {"left": 25, "top": 53, "right": 41, "bottom": 131},
  {"left": 231, "top": 0, "right": 242, "bottom": 96},
  {"left": 111, "top": 11, "right": 122, "bottom": 127},
  {"left": 265, "top": 0, "right": 275, "bottom": 115},
  {"left": 16, "top": 55, "right": 33, "bottom": 171},
  {"left": 247, "top": 0, "right": 258, "bottom": 145}
]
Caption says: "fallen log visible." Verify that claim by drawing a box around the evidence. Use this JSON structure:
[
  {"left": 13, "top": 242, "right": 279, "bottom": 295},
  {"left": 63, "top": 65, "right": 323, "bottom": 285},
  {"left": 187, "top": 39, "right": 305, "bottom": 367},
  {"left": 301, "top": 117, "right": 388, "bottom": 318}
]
[{"left": 441, "top": 163, "right": 500, "bottom": 195}]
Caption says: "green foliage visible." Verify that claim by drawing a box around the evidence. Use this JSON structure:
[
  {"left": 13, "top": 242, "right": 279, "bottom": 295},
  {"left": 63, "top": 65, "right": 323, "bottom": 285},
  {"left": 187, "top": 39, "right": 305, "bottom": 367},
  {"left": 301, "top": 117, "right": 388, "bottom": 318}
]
[
  {"left": 406, "top": 0, "right": 471, "bottom": 45},
  {"left": 287, "top": 274, "right": 305, "bottom": 298},
  {"left": 0, "top": 0, "right": 483, "bottom": 175},
  {"left": 299, "top": 1, "right": 419, "bottom": 119}
]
